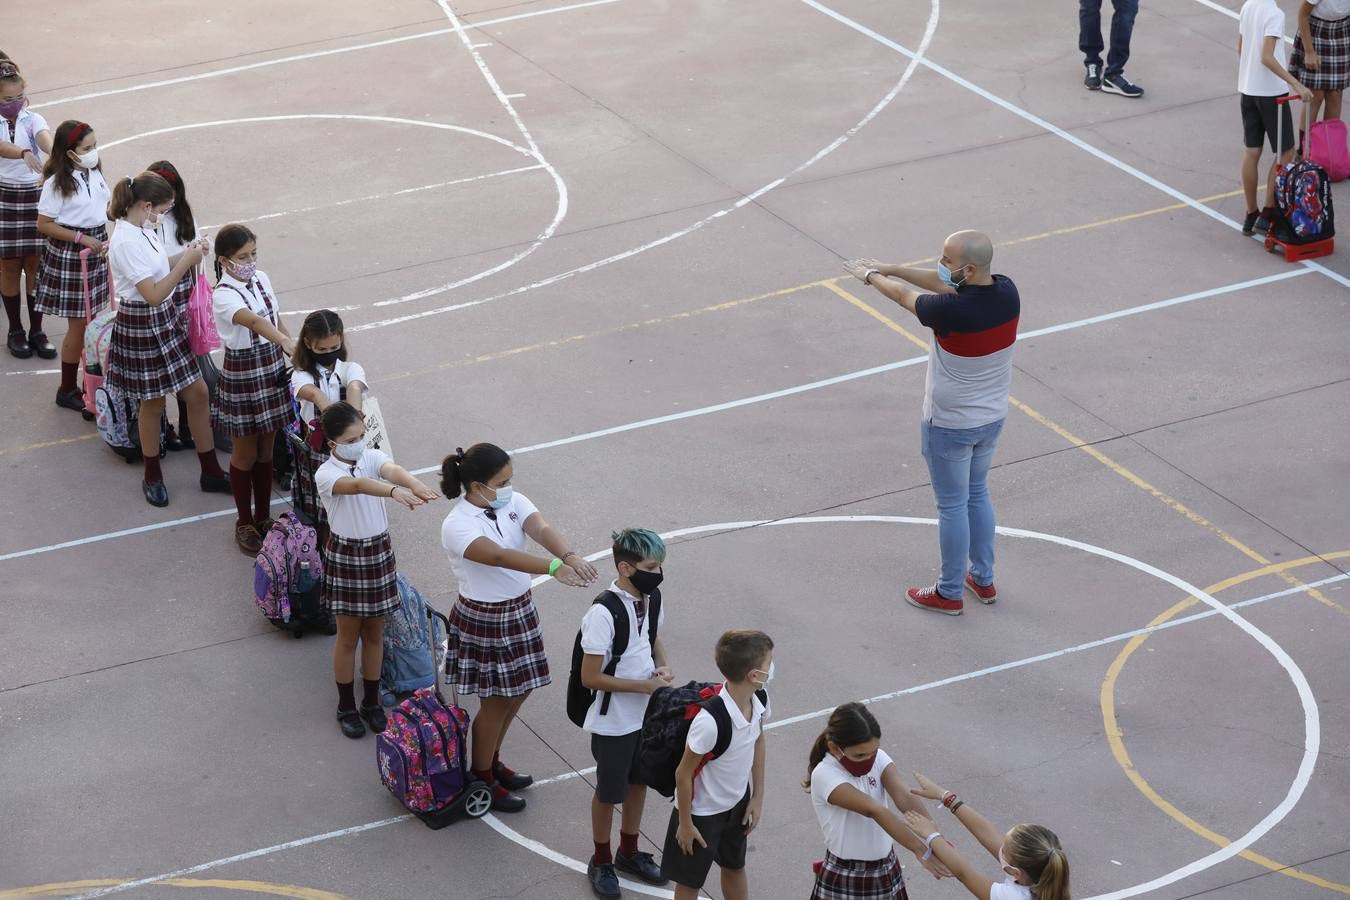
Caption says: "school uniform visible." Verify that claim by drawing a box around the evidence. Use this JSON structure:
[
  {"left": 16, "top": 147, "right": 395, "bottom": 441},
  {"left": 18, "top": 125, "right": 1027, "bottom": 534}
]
[
  {"left": 314, "top": 447, "right": 399, "bottom": 618},
  {"left": 289, "top": 360, "right": 369, "bottom": 533},
  {"left": 660, "top": 686, "right": 771, "bottom": 889},
  {"left": 105, "top": 222, "right": 200, "bottom": 400},
  {"left": 1292, "top": 0, "right": 1350, "bottom": 92},
  {"left": 440, "top": 492, "right": 550, "bottom": 698},
  {"left": 33, "top": 167, "right": 111, "bottom": 318},
  {"left": 809, "top": 751, "right": 908, "bottom": 900},
  {"left": 212, "top": 270, "right": 292, "bottom": 437},
  {"left": 580, "top": 581, "right": 665, "bottom": 804},
  {"left": 0, "top": 108, "right": 47, "bottom": 259},
  {"left": 155, "top": 211, "right": 198, "bottom": 323}
]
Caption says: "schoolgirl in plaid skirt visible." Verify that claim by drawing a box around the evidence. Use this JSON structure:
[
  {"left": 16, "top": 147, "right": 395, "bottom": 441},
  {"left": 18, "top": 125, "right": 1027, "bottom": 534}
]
[
  {"left": 438, "top": 442, "right": 600, "bottom": 812},
  {"left": 313, "top": 401, "right": 440, "bottom": 740},
  {"left": 105, "top": 172, "right": 229, "bottom": 510},
  {"left": 0, "top": 59, "right": 56, "bottom": 360},
  {"left": 33, "top": 120, "right": 111, "bottom": 409},
  {"left": 211, "top": 224, "right": 298, "bottom": 556},
  {"left": 1292, "top": 4, "right": 1350, "bottom": 105}
]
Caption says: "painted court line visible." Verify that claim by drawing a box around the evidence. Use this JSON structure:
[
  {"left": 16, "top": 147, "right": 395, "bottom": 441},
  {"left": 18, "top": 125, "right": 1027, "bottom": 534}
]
[
  {"left": 29, "top": 0, "right": 623, "bottom": 110},
  {"left": 0, "top": 267, "right": 1310, "bottom": 563}
]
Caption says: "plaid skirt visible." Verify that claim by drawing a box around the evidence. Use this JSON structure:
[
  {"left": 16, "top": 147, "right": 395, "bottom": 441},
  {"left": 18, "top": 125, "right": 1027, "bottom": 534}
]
[
  {"left": 0, "top": 183, "right": 42, "bottom": 259},
  {"left": 106, "top": 300, "right": 201, "bottom": 400},
  {"left": 215, "top": 342, "right": 293, "bottom": 437},
  {"left": 33, "top": 225, "right": 109, "bottom": 318},
  {"left": 290, "top": 431, "right": 329, "bottom": 532},
  {"left": 811, "top": 852, "right": 907, "bottom": 900},
  {"left": 1292, "top": 16, "right": 1350, "bottom": 92},
  {"left": 322, "top": 531, "right": 399, "bottom": 617},
  {"left": 446, "top": 590, "right": 551, "bottom": 698},
  {"left": 168, "top": 271, "right": 193, "bottom": 326}
]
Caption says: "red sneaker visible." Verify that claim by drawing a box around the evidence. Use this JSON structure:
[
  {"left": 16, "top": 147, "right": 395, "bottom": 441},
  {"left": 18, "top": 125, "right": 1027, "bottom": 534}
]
[
  {"left": 905, "top": 585, "right": 963, "bottom": 616},
  {"left": 964, "top": 574, "right": 997, "bottom": 604}
]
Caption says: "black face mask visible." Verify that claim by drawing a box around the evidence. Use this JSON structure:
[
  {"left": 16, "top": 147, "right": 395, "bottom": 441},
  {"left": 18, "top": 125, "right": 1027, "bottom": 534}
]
[
  {"left": 313, "top": 349, "right": 341, "bottom": 367},
  {"left": 628, "top": 567, "right": 663, "bottom": 595}
]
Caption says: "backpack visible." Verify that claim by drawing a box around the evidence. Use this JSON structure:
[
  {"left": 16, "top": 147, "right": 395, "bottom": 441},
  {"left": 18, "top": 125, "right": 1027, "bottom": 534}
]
[
  {"left": 381, "top": 575, "right": 449, "bottom": 703},
  {"left": 377, "top": 688, "right": 493, "bottom": 827},
  {"left": 83, "top": 305, "right": 116, "bottom": 376},
  {"left": 253, "top": 512, "right": 329, "bottom": 637},
  {"left": 1273, "top": 156, "right": 1335, "bottom": 245},
  {"left": 565, "top": 589, "right": 662, "bottom": 728},
  {"left": 94, "top": 383, "right": 166, "bottom": 463},
  {"left": 635, "top": 681, "right": 767, "bottom": 798},
  {"left": 1306, "top": 118, "right": 1350, "bottom": 182}
]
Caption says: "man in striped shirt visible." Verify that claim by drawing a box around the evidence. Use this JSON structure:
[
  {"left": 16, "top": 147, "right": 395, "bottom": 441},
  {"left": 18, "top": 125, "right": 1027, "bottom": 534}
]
[{"left": 845, "top": 231, "right": 1019, "bottom": 616}]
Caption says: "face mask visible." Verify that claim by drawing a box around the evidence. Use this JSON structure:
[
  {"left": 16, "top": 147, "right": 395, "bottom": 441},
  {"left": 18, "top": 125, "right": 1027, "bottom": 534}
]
[
  {"left": 937, "top": 261, "right": 967, "bottom": 288},
  {"left": 999, "top": 847, "right": 1022, "bottom": 881},
  {"left": 480, "top": 483, "right": 513, "bottom": 510},
  {"left": 0, "top": 98, "right": 24, "bottom": 118},
  {"left": 144, "top": 207, "right": 166, "bottom": 229},
  {"left": 229, "top": 259, "right": 257, "bottom": 282},
  {"left": 73, "top": 148, "right": 99, "bottom": 169},
  {"left": 313, "top": 348, "right": 341, "bottom": 367},
  {"left": 628, "top": 566, "right": 664, "bottom": 595},
  {"left": 332, "top": 435, "right": 366, "bottom": 463},
  {"left": 752, "top": 660, "right": 775, "bottom": 687},
  {"left": 837, "top": 751, "right": 877, "bottom": 778}
]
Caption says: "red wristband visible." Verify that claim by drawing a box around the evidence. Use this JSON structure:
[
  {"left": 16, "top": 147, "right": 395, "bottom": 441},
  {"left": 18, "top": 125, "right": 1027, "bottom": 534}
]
[{"left": 941, "top": 792, "right": 957, "bottom": 809}]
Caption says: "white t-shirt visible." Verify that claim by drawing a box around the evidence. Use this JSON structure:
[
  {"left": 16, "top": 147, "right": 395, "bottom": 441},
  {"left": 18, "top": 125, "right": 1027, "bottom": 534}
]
[
  {"left": 0, "top": 109, "right": 48, "bottom": 186},
  {"left": 440, "top": 492, "right": 540, "bottom": 602},
  {"left": 580, "top": 581, "right": 666, "bottom": 736},
  {"left": 154, "top": 210, "right": 198, "bottom": 257},
  {"left": 291, "top": 359, "right": 368, "bottom": 424},
  {"left": 990, "top": 877, "right": 1033, "bottom": 900},
  {"left": 686, "top": 686, "right": 770, "bottom": 816},
  {"left": 213, "top": 270, "right": 280, "bottom": 351},
  {"left": 810, "top": 750, "right": 896, "bottom": 861},
  {"left": 1309, "top": 0, "right": 1350, "bottom": 22},
  {"left": 1239, "top": 0, "right": 1290, "bottom": 96},
  {"left": 37, "top": 167, "right": 110, "bottom": 228},
  {"left": 108, "top": 222, "right": 169, "bottom": 304},
  {"left": 314, "top": 448, "right": 392, "bottom": 539}
]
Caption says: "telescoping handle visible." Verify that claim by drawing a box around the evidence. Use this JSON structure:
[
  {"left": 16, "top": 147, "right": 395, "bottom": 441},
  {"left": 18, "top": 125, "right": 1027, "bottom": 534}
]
[
  {"left": 79, "top": 247, "right": 92, "bottom": 323},
  {"left": 1274, "top": 94, "right": 1310, "bottom": 157}
]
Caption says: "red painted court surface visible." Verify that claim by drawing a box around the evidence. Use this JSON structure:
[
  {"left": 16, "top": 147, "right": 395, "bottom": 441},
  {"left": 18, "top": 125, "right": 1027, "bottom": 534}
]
[{"left": 3, "top": 0, "right": 1349, "bottom": 898}]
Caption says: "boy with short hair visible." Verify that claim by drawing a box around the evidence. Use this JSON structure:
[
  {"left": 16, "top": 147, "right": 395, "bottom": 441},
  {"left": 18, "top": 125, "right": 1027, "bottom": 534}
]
[
  {"left": 662, "top": 629, "right": 774, "bottom": 900},
  {"left": 1238, "top": 0, "right": 1314, "bottom": 235},
  {"left": 580, "top": 528, "right": 674, "bottom": 898}
]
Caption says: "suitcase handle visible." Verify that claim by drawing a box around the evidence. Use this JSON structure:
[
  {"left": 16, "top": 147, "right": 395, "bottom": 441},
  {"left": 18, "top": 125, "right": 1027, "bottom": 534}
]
[{"left": 1274, "top": 94, "right": 1310, "bottom": 154}]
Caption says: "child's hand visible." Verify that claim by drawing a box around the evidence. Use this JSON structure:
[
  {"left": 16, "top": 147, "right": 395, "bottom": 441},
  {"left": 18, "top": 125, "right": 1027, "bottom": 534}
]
[
  {"left": 654, "top": 666, "right": 673, "bottom": 680},
  {"left": 644, "top": 672, "right": 673, "bottom": 693},
  {"left": 919, "top": 854, "right": 953, "bottom": 879},
  {"left": 742, "top": 797, "right": 763, "bottom": 835},
  {"left": 411, "top": 483, "right": 440, "bottom": 502},
  {"left": 909, "top": 771, "right": 945, "bottom": 801},
  {"left": 903, "top": 809, "right": 938, "bottom": 838},
  {"left": 554, "top": 563, "right": 589, "bottom": 587},
  {"left": 390, "top": 486, "right": 423, "bottom": 510},
  {"left": 676, "top": 820, "right": 706, "bottom": 855},
  {"left": 566, "top": 553, "right": 599, "bottom": 582}
]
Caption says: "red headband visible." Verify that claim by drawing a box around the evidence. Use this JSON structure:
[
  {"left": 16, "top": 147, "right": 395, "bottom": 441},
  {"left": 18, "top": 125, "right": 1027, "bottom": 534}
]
[
  {"left": 150, "top": 167, "right": 177, "bottom": 184},
  {"left": 68, "top": 122, "right": 91, "bottom": 146}
]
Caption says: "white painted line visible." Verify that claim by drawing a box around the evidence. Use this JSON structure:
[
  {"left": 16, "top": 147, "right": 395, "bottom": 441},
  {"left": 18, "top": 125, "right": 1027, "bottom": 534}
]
[
  {"left": 503, "top": 93, "right": 527, "bottom": 99},
  {"left": 436, "top": 0, "right": 543, "bottom": 156},
  {"left": 29, "top": 0, "right": 624, "bottom": 111},
  {"left": 0, "top": 266, "right": 1309, "bottom": 563},
  {"left": 797, "top": 0, "right": 1350, "bottom": 292},
  {"left": 470, "top": 42, "right": 494, "bottom": 49},
  {"left": 2, "top": 368, "right": 60, "bottom": 376}
]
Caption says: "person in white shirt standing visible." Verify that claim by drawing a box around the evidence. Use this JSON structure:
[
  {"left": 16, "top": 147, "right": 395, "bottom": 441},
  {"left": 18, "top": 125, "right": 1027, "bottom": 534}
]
[
  {"left": 0, "top": 58, "right": 54, "bottom": 359},
  {"left": 805, "top": 703, "right": 949, "bottom": 900},
  {"left": 439, "top": 442, "right": 599, "bottom": 812},
  {"left": 1292, "top": 0, "right": 1350, "bottom": 126},
  {"left": 579, "top": 528, "right": 674, "bottom": 898},
  {"left": 1238, "top": 0, "right": 1315, "bottom": 235},
  {"left": 903, "top": 774, "right": 1070, "bottom": 900},
  {"left": 315, "top": 401, "right": 439, "bottom": 739}
]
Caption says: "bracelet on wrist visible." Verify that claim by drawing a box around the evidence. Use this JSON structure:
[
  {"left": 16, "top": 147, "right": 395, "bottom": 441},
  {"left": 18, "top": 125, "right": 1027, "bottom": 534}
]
[
  {"left": 863, "top": 267, "right": 881, "bottom": 285},
  {"left": 921, "top": 830, "right": 942, "bottom": 860},
  {"left": 942, "top": 792, "right": 958, "bottom": 809},
  {"left": 388, "top": 483, "right": 397, "bottom": 497},
  {"left": 548, "top": 557, "right": 563, "bottom": 577},
  {"left": 950, "top": 800, "right": 964, "bottom": 814}
]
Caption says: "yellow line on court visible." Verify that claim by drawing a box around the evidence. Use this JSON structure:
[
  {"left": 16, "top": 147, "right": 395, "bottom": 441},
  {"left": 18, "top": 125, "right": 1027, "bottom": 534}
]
[
  {"left": 0, "top": 432, "right": 98, "bottom": 458},
  {"left": 0, "top": 878, "right": 353, "bottom": 898},
  {"left": 833, "top": 283, "right": 1350, "bottom": 889},
  {"left": 1102, "top": 551, "right": 1350, "bottom": 894}
]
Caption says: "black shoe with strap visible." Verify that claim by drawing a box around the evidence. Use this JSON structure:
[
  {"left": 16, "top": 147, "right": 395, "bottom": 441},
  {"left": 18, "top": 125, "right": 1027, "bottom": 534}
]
[
  {"left": 55, "top": 387, "right": 85, "bottom": 411},
  {"left": 493, "top": 760, "right": 534, "bottom": 791},
  {"left": 7, "top": 330, "right": 31, "bottom": 359},
  {"left": 28, "top": 331, "right": 56, "bottom": 359},
  {"left": 490, "top": 784, "right": 527, "bottom": 813},
  {"left": 337, "top": 708, "right": 366, "bottom": 739},
  {"left": 359, "top": 704, "right": 388, "bottom": 734}
]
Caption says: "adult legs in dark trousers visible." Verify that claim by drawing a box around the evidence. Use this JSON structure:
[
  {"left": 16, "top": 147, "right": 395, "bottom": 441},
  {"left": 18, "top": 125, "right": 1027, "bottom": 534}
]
[{"left": 1080, "top": 0, "right": 1144, "bottom": 97}]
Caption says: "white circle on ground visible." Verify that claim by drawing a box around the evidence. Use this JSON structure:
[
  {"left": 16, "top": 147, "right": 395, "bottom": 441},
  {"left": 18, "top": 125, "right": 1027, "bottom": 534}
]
[
  {"left": 505, "top": 516, "right": 1318, "bottom": 900},
  {"left": 100, "top": 114, "right": 567, "bottom": 313}
]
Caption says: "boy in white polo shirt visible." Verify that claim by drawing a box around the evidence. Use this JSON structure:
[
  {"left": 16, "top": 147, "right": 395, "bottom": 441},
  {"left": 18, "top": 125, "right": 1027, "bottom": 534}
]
[
  {"left": 662, "top": 629, "right": 773, "bottom": 900},
  {"left": 580, "top": 528, "right": 674, "bottom": 898}
]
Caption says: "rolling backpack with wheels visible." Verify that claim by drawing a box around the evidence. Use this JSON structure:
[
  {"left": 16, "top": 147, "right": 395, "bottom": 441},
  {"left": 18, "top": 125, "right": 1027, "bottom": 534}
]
[
  {"left": 1271, "top": 96, "right": 1335, "bottom": 246},
  {"left": 380, "top": 575, "right": 449, "bottom": 705},
  {"left": 635, "top": 681, "right": 767, "bottom": 798},
  {"left": 377, "top": 687, "right": 493, "bottom": 828},
  {"left": 565, "top": 589, "right": 662, "bottom": 727},
  {"left": 93, "top": 383, "right": 167, "bottom": 464},
  {"left": 253, "top": 512, "right": 332, "bottom": 638}
]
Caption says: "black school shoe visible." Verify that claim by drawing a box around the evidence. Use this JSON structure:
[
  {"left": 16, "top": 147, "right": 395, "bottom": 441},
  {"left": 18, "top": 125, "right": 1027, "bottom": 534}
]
[
  {"left": 55, "top": 387, "right": 85, "bottom": 411},
  {"left": 7, "top": 330, "right": 32, "bottom": 358},
  {"left": 489, "top": 784, "right": 527, "bottom": 813},
  {"left": 615, "top": 850, "right": 667, "bottom": 885},
  {"left": 199, "top": 472, "right": 232, "bottom": 494},
  {"left": 142, "top": 480, "right": 169, "bottom": 508},
  {"left": 338, "top": 708, "right": 366, "bottom": 739},
  {"left": 1101, "top": 73, "right": 1143, "bottom": 98},
  {"left": 493, "top": 760, "right": 534, "bottom": 791},
  {"left": 359, "top": 704, "right": 387, "bottom": 733},
  {"left": 1084, "top": 62, "right": 1102, "bottom": 90},
  {"left": 28, "top": 331, "right": 56, "bottom": 359},
  {"left": 587, "top": 859, "right": 621, "bottom": 899}
]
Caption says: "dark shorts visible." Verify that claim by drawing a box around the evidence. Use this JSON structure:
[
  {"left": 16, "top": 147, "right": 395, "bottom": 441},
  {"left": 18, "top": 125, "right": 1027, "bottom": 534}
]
[
  {"left": 590, "top": 730, "right": 642, "bottom": 805},
  {"left": 1241, "top": 93, "right": 1295, "bottom": 152},
  {"left": 660, "top": 789, "right": 750, "bottom": 889}
]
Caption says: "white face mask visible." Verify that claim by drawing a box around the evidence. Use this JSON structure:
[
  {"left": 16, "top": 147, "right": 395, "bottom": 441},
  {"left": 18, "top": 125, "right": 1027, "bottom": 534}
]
[
  {"left": 999, "top": 847, "right": 1022, "bottom": 881},
  {"left": 752, "top": 660, "right": 775, "bottom": 687},
  {"left": 74, "top": 148, "right": 99, "bottom": 169},
  {"left": 332, "top": 435, "right": 366, "bottom": 463}
]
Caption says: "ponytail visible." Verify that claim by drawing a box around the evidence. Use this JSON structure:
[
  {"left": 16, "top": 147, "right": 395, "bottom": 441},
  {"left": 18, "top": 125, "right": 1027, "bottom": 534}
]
[
  {"left": 440, "top": 442, "right": 510, "bottom": 499},
  {"left": 803, "top": 730, "right": 831, "bottom": 790},
  {"left": 802, "top": 701, "right": 882, "bottom": 790},
  {"left": 146, "top": 160, "right": 196, "bottom": 246},
  {"left": 1036, "top": 847, "right": 1070, "bottom": 900},
  {"left": 108, "top": 171, "right": 172, "bottom": 221},
  {"left": 1006, "top": 824, "right": 1071, "bottom": 900}
]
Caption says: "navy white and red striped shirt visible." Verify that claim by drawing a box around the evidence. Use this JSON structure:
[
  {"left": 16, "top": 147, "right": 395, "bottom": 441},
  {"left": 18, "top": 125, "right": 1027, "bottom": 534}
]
[{"left": 914, "top": 274, "right": 1019, "bottom": 429}]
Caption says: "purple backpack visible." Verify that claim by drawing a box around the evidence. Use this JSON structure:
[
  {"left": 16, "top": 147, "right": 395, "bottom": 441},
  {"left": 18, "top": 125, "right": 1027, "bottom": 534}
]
[
  {"left": 253, "top": 512, "right": 323, "bottom": 626},
  {"left": 377, "top": 689, "right": 491, "bottom": 826}
]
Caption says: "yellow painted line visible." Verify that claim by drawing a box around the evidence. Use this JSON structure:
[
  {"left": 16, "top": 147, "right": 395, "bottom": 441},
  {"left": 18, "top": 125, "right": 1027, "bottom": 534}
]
[
  {"left": 0, "top": 878, "right": 352, "bottom": 898},
  {"left": 0, "top": 432, "right": 99, "bottom": 457},
  {"left": 1102, "top": 551, "right": 1350, "bottom": 894}
]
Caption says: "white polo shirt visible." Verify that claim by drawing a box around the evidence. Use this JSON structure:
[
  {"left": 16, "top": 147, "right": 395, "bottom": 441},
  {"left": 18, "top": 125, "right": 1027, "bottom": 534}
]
[
  {"left": 580, "top": 581, "right": 665, "bottom": 736},
  {"left": 108, "top": 222, "right": 169, "bottom": 304},
  {"left": 314, "top": 448, "right": 392, "bottom": 539},
  {"left": 213, "top": 270, "right": 279, "bottom": 350},
  {"left": 440, "top": 492, "right": 540, "bottom": 602},
  {"left": 990, "top": 878, "right": 1032, "bottom": 900},
  {"left": 685, "top": 685, "right": 770, "bottom": 816},
  {"left": 1238, "top": 0, "right": 1289, "bottom": 96},
  {"left": 0, "top": 109, "right": 47, "bottom": 186},
  {"left": 810, "top": 750, "right": 896, "bottom": 861},
  {"left": 154, "top": 210, "right": 199, "bottom": 257},
  {"left": 37, "top": 167, "right": 110, "bottom": 228},
  {"left": 291, "top": 359, "right": 368, "bottom": 424}
]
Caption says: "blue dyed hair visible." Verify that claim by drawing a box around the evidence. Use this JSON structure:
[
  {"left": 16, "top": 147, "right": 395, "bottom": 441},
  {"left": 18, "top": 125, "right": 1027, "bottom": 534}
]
[{"left": 611, "top": 528, "right": 666, "bottom": 566}]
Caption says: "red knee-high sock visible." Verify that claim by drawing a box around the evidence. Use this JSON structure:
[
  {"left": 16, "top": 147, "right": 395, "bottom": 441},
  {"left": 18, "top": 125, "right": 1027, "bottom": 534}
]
[
  {"left": 143, "top": 454, "right": 162, "bottom": 484},
  {"left": 593, "top": 841, "right": 613, "bottom": 866},
  {"left": 229, "top": 465, "right": 253, "bottom": 527},
  {"left": 618, "top": 832, "right": 640, "bottom": 857},
  {"left": 197, "top": 449, "right": 225, "bottom": 478},
  {"left": 59, "top": 362, "right": 78, "bottom": 394},
  {"left": 252, "top": 460, "right": 273, "bottom": 523},
  {"left": 2, "top": 293, "right": 20, "bottom": 332}
]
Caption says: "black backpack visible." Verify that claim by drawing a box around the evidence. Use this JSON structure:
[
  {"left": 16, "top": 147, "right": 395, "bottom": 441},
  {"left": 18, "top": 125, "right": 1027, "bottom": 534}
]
[
  {"left": 565, "top": 589, "right": 662, "bottom": 728},
  {"left": 635, "top": 682, "right": 768, "bottom": 798}
]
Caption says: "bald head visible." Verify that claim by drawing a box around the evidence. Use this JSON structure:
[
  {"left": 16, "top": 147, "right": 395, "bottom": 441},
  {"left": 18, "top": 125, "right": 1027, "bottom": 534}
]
[{"left": 944, "top": 230, "right": 993, "bottom": 272}]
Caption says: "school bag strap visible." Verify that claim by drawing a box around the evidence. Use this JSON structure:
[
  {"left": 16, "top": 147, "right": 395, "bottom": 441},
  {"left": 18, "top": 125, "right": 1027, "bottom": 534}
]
[
  {"left": 593, "top": 590, "right": 629, "bottom": 717},
  {"left": 701, "top": 686, "right": 768, "bottom": 762},
  {"left": 646, "top": 587, "right": 662, "bottom": 646}
]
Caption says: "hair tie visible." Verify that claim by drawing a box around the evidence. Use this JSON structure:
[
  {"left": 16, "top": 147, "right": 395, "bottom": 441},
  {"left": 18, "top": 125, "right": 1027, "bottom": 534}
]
[
  {"left": 126, "top": 177, "right": 136, "bottom": 199},
  {"left": 454, "top": 447, "right": 466, "bottom": 462},
  {"left": 0, "top": 62, "right": 19, "bottom": 78},
  {"left": 151, "top": 167, "right": 176, "bottom": 184}
]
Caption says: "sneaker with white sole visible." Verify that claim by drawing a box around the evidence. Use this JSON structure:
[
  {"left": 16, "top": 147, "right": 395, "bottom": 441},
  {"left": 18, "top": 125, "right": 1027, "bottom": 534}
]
[
  {"left": 1084, "top": 63, "right": 1102, "bottom": 90},
  {"left": 1101, "top": 73, "right": 1143, "bottom": 98},
  {"left": 905, "top": 585, "right": 963, "bottom": 616},
  {"left": 964, "top": 573, "right": 997, "bottom": 604}
]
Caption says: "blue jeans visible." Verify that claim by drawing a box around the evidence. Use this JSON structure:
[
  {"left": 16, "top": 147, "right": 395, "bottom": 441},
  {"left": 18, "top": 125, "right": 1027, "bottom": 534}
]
[
  {"left": 1079, "top": 0, "right": 1139, "bottom": 78},
  {"left": 921, "top": 418, "right": 1003, "bottom": 599}
]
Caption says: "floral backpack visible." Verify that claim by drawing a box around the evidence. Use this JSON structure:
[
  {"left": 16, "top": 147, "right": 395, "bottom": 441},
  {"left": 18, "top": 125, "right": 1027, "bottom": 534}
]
[
  {"left": 253, "top": 512, "right": 324, "bottom": 634},
  {"left": 377, "top": 689, "right": 472, "bottom": 816}
]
